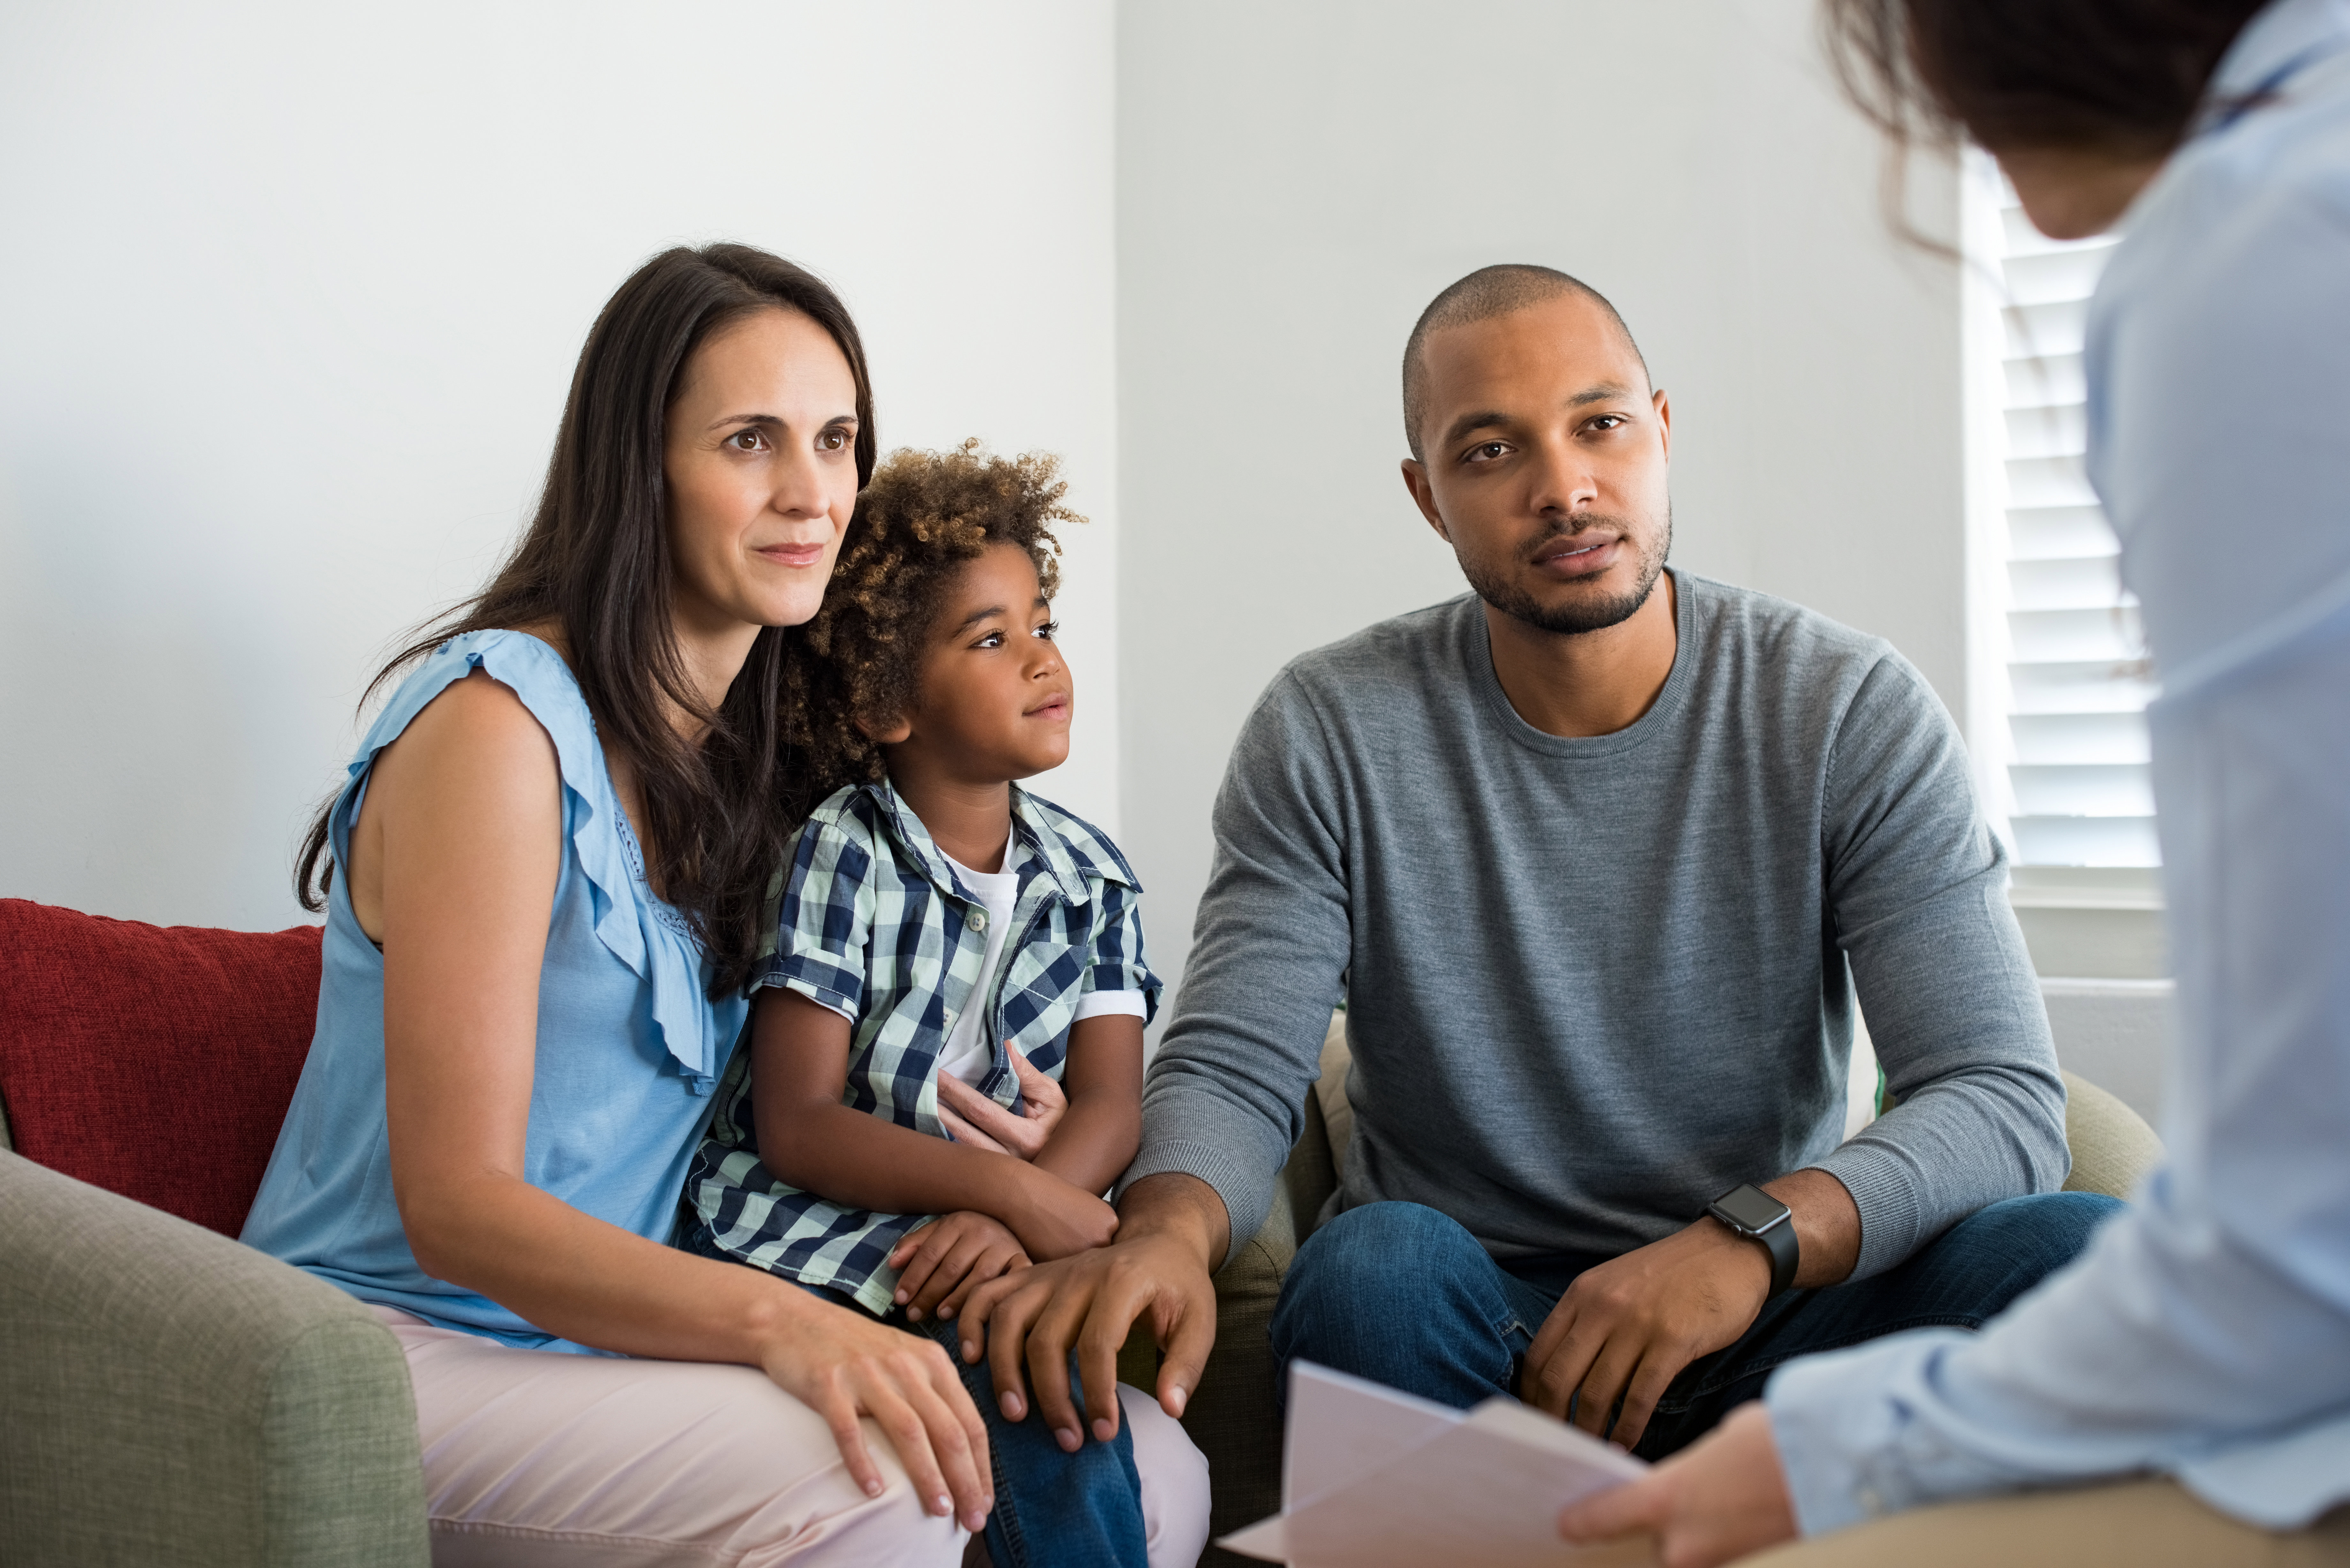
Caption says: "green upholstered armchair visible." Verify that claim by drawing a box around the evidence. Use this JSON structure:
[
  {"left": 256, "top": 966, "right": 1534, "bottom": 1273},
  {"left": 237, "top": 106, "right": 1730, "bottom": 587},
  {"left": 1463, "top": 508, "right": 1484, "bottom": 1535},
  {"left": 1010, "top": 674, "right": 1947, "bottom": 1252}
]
[
  {"left": 0, "top": 1142, "right": 429, "bottom": 1568},
  {"left": 0, "top": 901, "right": 428, "bottom": 1568}
]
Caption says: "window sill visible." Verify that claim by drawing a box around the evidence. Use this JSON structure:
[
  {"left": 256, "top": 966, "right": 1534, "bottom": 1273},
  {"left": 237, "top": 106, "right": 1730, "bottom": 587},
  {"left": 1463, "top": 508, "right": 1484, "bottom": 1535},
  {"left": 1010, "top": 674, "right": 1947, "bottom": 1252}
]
[
  {"left": 2008, "top": 867, "right": 2167, "bottom": 978},
  {"left": 2007, "top": 865, "right": 2164, "bottom": 910}
]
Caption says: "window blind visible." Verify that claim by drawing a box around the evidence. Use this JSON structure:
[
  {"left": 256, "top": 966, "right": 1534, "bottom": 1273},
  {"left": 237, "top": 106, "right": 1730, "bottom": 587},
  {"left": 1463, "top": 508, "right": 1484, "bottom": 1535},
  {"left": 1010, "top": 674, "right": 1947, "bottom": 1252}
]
[{"left": 1987, "top": 186, "right": 2160, "bottom": 869}]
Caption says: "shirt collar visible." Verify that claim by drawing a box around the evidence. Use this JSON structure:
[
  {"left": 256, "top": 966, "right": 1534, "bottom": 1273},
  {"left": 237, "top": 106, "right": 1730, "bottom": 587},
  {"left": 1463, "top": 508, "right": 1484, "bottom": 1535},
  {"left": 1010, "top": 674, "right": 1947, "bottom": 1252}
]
[
  {"left": 861, "top": 778, "right": 1093, "bottom": 909},
  {"left": 1008, "top": 787, "right": 1097, "bottom": 907},
  {"left": 2197, "top": 0, "right": 2350, "bottom": 135}
]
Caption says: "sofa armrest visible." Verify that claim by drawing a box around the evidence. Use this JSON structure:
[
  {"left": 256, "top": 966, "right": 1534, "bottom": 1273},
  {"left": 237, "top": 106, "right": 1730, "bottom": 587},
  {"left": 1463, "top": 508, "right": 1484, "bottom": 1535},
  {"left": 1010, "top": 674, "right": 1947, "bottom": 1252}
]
[
  {"left": 0, "top": 1149, "right": 430, "bottom": 1567},
  {"left": 2058, "top": 1069, "right": 2164, "bottom": 1199}
]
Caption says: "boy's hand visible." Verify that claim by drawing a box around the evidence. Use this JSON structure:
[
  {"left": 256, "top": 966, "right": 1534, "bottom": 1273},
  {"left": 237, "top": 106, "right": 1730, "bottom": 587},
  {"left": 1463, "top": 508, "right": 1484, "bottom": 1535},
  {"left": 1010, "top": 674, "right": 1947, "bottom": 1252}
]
[
  {"left": 936, "top": 1043, "right": 1066, "bottom": 1160},
  {"left": 890, "top": 1212, "right": 1031, "bottom": 1323},
  {"left": 1004, "top": 1165, "right": 1120, "bottom": 1261}
]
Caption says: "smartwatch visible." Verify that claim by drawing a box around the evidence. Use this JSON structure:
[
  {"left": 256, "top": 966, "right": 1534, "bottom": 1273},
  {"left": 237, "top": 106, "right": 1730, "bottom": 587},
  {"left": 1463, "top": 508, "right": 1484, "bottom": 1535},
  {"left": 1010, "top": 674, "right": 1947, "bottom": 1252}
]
[{"left": 1707, "top": 1183, "right": 1799, "bottom": 1298}]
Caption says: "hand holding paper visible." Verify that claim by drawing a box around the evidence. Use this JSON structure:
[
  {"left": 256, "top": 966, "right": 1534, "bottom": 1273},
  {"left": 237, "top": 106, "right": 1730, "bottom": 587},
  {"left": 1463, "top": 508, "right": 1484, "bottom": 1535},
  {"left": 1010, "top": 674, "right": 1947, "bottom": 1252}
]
[
  {"left": 1220, "top": 1362, "right": 1654, "bottom": 1567},
  {"left": 1557, "top": 1402, "right": 1800, "bottom": 1568}
]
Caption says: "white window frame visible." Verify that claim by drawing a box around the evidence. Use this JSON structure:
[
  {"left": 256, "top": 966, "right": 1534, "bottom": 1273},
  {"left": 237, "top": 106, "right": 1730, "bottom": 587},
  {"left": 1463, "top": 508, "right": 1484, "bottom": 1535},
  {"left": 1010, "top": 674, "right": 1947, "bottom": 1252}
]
[{"left": 1960, "top": 150, "right": 2167, "bottom": 974}]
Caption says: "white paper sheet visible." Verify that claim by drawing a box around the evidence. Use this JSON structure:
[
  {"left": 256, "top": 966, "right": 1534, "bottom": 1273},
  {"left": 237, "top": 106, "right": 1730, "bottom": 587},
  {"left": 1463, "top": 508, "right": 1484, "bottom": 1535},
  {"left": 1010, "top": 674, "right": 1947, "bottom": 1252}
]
[
  {"left": 1221, "top": 1361, "right": 1650, "bottom": 1568},
  {"left": 1280, "top": 1361, "right": 1463, "bottom": 1511}
]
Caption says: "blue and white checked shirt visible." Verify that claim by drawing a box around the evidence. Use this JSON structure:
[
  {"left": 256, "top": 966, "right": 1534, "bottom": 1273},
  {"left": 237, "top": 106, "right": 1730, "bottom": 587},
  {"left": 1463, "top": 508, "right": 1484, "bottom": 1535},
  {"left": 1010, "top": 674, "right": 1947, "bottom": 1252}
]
[{"left": 684, "top": 780, "right": 1160, "bottom": 1314}]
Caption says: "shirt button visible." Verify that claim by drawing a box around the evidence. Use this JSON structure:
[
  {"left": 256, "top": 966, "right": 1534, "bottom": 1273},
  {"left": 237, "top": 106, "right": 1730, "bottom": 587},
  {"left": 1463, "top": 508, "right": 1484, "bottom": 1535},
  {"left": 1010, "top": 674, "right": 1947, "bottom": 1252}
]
[
  {"left": 941, "top": 1008, "right": 956, "bottom": 1026},
  {"left": 967, "top": 909, "right": 987, "bottom": 933}
]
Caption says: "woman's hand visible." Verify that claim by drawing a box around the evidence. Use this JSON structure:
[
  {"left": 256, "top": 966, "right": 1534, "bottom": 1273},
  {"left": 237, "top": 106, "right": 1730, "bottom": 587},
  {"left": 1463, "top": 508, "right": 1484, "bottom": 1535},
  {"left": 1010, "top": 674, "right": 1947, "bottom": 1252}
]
[
  {"left": 890, "top": 1212, "right": 1032, "bottom": 1323},
  {"left": 757, "top": 1288, "right": 996, "bottom": 1533},
  {"left": 937, "top": 1042, "right": 1065, "bottom": 1159},
  {"left": 1556, "top": 1401, "right": 1799, "bottom": 1568},
  {"left": 1002, "top": 1162, "right": 1120, "bottom": 1261}
]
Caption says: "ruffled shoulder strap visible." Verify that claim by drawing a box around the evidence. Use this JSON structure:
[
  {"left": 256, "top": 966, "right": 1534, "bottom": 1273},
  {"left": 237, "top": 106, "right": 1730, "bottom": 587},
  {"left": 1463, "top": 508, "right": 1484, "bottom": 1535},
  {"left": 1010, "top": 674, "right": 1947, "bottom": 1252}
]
[{"left": 329, "top": 629, "right": 726, "bottom": 1089}]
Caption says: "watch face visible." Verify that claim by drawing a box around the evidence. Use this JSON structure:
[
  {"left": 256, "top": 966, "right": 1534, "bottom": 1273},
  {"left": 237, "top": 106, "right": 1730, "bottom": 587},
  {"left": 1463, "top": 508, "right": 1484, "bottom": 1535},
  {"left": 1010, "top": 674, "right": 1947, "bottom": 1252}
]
[{"left": 1712, "top": 1184, "right": 1790, "bottom": 1233}]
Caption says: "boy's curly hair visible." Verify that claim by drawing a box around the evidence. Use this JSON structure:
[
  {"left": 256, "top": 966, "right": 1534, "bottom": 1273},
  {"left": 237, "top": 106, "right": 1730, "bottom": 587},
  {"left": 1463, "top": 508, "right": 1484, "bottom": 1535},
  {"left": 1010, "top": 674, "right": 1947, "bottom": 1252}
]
[{"left": 782, "top": 439, "right": 1079, "bottom": 817}]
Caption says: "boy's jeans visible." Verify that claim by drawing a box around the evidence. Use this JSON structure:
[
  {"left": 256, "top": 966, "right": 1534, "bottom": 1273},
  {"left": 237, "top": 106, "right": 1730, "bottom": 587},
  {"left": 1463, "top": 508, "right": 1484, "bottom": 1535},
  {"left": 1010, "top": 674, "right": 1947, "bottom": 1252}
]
[
  {"left": 801, "top": 1282, "right": 1150, "bottom": 1568},
  {"left": 1270, "top": 1192, "right": 2122, "bottom": 1459},
  {"left": 908, "top": 1303, "right": 1149, "bottom": 1568}
]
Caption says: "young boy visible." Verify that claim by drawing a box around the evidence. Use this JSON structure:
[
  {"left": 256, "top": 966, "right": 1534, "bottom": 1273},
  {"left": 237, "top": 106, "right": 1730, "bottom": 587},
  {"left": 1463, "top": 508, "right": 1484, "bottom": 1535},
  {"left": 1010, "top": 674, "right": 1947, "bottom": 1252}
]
[{"left": 682, "top": 442, "right": 1202, "bottom": 1568}]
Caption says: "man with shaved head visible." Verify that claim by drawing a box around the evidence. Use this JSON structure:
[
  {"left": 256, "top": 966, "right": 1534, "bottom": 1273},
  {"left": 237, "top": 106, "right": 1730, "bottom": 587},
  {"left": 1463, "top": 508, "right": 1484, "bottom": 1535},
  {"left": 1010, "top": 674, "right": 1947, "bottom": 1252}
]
[
  {"left": 1400, "top": 265, "right": 1667, "bottom": 642},
  {"left": 959, "top": 266, "right": 2112, "bottom": 1473}
]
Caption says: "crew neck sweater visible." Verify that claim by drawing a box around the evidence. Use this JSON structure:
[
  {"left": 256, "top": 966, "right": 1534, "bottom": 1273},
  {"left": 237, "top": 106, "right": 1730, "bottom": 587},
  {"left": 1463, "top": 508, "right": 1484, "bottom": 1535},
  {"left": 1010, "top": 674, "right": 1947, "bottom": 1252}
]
[{"left": 1127, "top": 572, "right": 2067, "bottom": 1279}]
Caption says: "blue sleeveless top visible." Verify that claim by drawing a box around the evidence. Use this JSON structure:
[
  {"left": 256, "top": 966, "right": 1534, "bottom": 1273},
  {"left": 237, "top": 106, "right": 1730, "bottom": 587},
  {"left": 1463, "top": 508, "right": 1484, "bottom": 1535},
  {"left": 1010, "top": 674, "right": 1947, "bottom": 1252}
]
[{"left": 241, "top": 630, "right": 750, "bottom": 1351}]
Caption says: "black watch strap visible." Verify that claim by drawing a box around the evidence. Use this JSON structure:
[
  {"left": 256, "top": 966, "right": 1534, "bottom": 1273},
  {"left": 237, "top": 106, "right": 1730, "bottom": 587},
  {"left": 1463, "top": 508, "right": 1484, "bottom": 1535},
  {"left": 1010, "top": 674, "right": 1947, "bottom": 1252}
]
[
  {"left": 1708, "top": 1184, "right": 1799, "bottom": 1298},
  {"left": 1749, "top": 1211, "right": 1799, "bottom": 1297}
]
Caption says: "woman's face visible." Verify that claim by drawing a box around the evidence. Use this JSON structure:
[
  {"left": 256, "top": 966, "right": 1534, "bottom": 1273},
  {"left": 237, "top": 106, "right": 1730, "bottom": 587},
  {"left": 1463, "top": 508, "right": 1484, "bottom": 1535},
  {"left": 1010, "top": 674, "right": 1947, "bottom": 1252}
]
[{"left": 663, "top": 307, "right": 860, "bottom": 641}]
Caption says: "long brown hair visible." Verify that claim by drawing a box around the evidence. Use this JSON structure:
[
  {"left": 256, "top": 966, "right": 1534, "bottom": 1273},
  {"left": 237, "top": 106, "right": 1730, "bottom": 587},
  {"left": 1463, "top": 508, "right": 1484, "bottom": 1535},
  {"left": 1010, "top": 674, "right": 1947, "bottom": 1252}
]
[
  {"left": 296, "top": 243, "right": 876, "bottom": 997},
  {"left": 1824, "top": 0, "right": 2268, "bottom": 157}
]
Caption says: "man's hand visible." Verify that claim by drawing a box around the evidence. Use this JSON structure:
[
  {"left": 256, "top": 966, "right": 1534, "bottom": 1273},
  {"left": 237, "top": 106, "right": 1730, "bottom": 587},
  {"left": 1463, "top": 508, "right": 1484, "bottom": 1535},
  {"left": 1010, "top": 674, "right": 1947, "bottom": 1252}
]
[
  {"left": 955, "top": 1173, "right": 1226, "bottom": 1454},
  {"left": 889, "top": 1211, "right": 1031, "bottom": 1323},
  {"left": 937, "top": 1043, "right": 1065, "bottom": 1159},
  {"left": 1527, "top": 1169, "right": 1861, "bottom": 1451},
  {"left": 1557, "top": 1401, "right": 1799, "bottom": 1567},
  {"left": 1523, "top": 1219, "right": 1772, "bottom": 1450}
]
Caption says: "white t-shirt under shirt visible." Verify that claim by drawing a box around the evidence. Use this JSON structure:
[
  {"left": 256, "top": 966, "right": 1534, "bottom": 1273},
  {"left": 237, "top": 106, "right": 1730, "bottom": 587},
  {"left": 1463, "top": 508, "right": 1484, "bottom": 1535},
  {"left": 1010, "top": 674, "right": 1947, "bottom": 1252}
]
[
  {"left": 806, "top": 827, "right": 1144, "bottom": 1088},
  {"left": 936, "top": 832, "right": 1143, "bottom": 1085}
]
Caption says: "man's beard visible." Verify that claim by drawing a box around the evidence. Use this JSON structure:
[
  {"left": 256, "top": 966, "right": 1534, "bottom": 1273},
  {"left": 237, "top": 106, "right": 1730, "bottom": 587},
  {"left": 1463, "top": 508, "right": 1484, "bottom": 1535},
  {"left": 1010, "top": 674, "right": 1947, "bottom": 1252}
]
[{"left": 1461, "top": 510, "right": 1671, "bottom": 636}]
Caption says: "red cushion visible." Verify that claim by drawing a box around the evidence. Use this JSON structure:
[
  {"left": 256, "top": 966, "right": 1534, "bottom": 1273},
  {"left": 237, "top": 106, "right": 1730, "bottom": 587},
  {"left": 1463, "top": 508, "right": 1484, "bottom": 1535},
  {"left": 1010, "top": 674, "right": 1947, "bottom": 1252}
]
[{"left": 0, "top": 899, "right": 324, "bottom": 1236}]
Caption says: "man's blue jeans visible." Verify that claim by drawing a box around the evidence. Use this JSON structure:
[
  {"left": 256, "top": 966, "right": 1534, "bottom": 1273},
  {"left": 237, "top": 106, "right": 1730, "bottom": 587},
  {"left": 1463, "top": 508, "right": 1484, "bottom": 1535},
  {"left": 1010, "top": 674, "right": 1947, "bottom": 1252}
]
[{"left": 1269, "top": 1193, "right": 2122, "bottom": 1460}]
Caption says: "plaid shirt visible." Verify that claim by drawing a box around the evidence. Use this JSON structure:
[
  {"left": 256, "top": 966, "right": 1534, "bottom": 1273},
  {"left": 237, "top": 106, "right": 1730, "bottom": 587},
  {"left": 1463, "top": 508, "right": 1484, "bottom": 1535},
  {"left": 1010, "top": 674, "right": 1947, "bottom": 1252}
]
[{"left": 683, "top": 780, "right": 1160, "bottom": 1313}]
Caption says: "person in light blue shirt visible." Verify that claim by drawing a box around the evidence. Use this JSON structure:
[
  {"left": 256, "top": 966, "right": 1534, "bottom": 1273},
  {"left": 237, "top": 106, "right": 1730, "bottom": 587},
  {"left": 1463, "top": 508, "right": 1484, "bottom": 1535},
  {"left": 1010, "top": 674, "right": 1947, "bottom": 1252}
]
[{"left": 1561, "top": 1, "right": 2350, "bottom": 1562}]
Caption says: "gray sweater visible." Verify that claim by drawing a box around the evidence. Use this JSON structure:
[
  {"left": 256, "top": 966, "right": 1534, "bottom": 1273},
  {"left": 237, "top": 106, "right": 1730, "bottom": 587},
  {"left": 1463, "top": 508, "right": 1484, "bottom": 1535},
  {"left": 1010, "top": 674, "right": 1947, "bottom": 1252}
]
[{"left": 1128, "top": 574, "right": 2068, "bottom": 1280}]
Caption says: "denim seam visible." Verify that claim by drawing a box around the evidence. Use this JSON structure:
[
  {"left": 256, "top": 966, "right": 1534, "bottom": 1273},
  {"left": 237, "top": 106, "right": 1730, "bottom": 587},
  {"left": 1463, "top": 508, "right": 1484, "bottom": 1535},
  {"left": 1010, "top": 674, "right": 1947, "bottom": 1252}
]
[
  {"left": 1494, "top": 1312, "right": 1536, "bottom": 1399},
  {"left": 982, "top": 1429, "right": 1023, "bottom": 1567},
  {"left": 944, "top": 1320, "right": 1024, "bottom": 1567}
]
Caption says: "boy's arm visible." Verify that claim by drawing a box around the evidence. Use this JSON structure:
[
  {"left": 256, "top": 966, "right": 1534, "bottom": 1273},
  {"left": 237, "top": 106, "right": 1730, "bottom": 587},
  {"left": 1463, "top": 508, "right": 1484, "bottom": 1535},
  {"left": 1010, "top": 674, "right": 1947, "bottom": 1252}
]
[
  {"left": 1028, "top": 1013, "right": 1144, "bottom": 1195},
  {"left": 752, "top": 988, "right": 1114, "bottom": 1260}
]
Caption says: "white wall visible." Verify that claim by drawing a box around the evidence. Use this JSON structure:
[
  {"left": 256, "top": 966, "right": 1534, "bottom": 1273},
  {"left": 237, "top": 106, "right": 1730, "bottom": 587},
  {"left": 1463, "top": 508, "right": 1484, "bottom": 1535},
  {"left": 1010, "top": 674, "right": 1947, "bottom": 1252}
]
[
  {"left": 1115, "top": 0, "right": 1966, "bottom": 1015},
  {"left": 2, "top": 0, "right": 1974, "bottom": 976},
  {"left": 0, "top": 0, "right": 1120, "bottom": 930},
  {"left": 2043, "top": 979, "right": 2176, "bottom": 1125}
]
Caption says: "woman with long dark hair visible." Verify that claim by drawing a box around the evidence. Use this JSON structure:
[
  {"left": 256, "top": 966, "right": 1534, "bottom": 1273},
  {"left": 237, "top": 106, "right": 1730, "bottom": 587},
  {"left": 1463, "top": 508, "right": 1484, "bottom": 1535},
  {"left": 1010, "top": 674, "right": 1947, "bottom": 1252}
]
[
  {"left": 239, "top": 244, "right": 1202, "bottom": 1564},
  {"left": 1557, "top": 2, "right": 2350, "bottom": 1563}
]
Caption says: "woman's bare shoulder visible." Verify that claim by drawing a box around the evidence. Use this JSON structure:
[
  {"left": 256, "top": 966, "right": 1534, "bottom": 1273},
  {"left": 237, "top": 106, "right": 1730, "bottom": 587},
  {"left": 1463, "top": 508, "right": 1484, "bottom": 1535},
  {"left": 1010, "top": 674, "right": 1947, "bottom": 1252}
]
[
  {"left": 368, "top": 660, "right": 564, "bottom": 826},
  {"left": 347, "top": 658, "right": 565, "bottom": 940},
  {"left": 405, "top": 663, "right": 557, "bottom": 756}
]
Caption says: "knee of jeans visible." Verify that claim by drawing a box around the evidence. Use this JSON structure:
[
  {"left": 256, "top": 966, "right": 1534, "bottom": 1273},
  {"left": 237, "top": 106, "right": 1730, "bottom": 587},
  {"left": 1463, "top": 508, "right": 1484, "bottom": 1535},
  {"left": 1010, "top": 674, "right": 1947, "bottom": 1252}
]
[
  {"left": 1272, "top": 1203, "right": 1483, "bottom": 1354},
  {"left": 1962, "top": 1191, "right": 2125, "bottom": 1271}
]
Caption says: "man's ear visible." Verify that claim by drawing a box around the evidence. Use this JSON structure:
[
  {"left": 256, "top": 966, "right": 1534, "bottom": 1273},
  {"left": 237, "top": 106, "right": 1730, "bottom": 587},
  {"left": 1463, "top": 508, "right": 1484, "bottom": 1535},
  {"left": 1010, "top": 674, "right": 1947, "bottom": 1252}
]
[
  {"left": 1400, "top": 458, "right": 1452, "bottom": 543},
  {"left": 854, "top": 709, "right": 913, "bottom": 746},
  {"left": 1653, "top": 388, "right": 1672, "bottom": 463}
]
